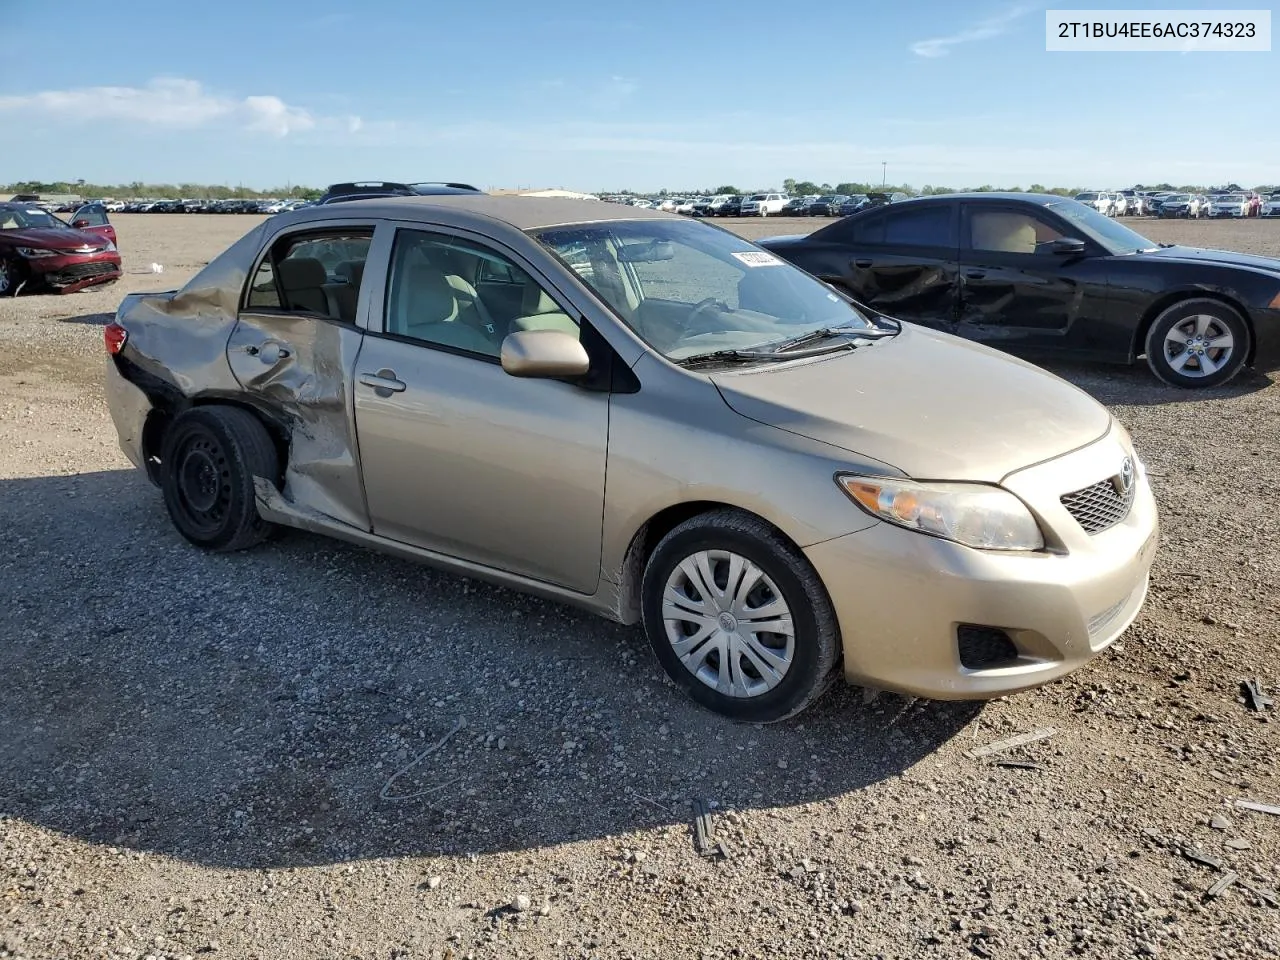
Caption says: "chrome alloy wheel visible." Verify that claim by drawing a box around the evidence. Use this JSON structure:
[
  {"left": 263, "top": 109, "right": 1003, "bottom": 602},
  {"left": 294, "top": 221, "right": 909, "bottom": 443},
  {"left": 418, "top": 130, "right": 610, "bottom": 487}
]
[
  {"left": 1163, "top": 314, "right": 1235, "bottom": 378},
  {"left": 661, "top": 550, "right": 795, "bottom": 698}
]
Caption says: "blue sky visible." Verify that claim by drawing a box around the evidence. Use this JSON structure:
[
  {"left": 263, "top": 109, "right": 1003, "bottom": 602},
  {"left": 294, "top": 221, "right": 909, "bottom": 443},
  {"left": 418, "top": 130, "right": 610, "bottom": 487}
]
[{"left": 2, "top": 0, "right": 1275, "bottom": 191}]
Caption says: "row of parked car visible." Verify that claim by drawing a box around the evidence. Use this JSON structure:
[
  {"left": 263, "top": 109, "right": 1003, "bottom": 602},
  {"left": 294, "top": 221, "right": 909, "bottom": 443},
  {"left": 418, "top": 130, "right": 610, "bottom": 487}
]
[
  {"left": 1075, "top": 188, "right": 1280, "bottom": 218},
  {"left": 609, "top": 192, "right": 913, "bottom": 218},
  {"left": 17, "top": 197, "right": 312, "bottom": 215}
]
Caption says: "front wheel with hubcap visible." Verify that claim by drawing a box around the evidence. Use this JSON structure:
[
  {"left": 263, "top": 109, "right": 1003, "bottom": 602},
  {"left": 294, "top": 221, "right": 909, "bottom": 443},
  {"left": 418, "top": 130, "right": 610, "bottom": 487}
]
[
  {"left": 160, "top": 406, "right": 280, "bottom": 551},
  {"left": 640, "top": 510, "right": 841, "bottom": 723},
  {"left": 1144, "top": 298, "right": 1249, "bottom": 388}
]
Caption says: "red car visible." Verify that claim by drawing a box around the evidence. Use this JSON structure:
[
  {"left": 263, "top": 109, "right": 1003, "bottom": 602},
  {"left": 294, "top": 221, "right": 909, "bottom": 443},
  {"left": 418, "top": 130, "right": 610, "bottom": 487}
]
[{"left": 0, "top": 202, "right": 122, "bottom": 295}]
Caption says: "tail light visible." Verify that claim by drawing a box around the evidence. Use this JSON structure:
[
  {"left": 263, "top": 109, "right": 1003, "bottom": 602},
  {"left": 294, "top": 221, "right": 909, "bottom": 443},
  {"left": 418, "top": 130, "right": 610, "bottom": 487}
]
[{"left": 104, "top": 322, "right": 128, "bottom": 355}]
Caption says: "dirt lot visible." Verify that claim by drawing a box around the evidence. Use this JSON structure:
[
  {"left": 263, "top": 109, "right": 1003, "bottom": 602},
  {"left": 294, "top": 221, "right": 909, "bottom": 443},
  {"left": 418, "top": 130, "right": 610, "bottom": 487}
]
[{"left": 1, "top": 213, "right": 1279, "bottom": 960}]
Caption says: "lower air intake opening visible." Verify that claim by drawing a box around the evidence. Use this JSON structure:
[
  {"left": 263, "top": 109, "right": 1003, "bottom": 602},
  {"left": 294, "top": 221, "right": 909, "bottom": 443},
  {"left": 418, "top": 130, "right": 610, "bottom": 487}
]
[{"left": 957, "top": 624, "right": 1019, "bottom": 669}]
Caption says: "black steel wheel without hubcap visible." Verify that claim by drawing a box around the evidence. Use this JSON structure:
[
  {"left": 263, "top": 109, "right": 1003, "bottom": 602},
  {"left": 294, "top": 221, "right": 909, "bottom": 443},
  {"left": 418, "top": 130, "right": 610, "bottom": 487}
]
[{"left": 160, "top": 406, "right": 280, "bottom": 551}]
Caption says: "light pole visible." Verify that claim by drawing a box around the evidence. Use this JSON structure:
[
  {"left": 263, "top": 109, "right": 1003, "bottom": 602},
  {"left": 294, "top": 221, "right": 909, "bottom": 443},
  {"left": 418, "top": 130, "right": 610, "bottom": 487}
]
[{"left": 882, "top": 162, "right": 887, "bottom": 186}]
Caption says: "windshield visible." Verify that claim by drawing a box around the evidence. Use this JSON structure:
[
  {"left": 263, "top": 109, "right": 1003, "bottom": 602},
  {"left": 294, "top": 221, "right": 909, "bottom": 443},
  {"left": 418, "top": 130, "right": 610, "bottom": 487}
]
[
  {"left": 1075, "top": 193, "right": 1098, "bottom": 201},
  {"left": 1048, "top": 200, "right": 1159, "bottom": 253},
  {"left": 0, "top": 207, "right": 69, "bottom": 230},
  {"left": 534, "top": 219, "right": 880, "bottom": 361}
]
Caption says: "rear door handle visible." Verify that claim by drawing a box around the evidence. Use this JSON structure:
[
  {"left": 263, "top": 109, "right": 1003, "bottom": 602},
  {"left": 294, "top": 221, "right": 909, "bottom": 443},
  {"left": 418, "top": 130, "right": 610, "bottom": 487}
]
[
  {"left": 964, "top": 270, "right": 986, "bottom": 280},
  {"left": 358, "top": 369, "right": 407, "bottom": 394},
  {"left": 852, "top": 258, "right": 873, "bottom": 268}
]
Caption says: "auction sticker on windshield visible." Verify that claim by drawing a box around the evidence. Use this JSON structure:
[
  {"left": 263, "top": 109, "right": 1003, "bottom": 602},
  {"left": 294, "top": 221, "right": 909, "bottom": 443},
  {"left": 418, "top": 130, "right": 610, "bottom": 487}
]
[
  {"left": 732, "top": 251, "right": 783, "bottom": 267},
  {"left": 1047, "top": 9, "right": 1271, "bottom": 51}
]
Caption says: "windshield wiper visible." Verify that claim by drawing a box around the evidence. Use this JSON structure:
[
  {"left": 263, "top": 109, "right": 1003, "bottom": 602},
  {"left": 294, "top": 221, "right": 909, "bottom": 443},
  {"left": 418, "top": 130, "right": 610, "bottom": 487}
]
[
  {"left": 767, "top": 323, "right": 896, "bottom": 354},
  {"left": 675, "top": 348, "right": 783, "bottom": 368}
]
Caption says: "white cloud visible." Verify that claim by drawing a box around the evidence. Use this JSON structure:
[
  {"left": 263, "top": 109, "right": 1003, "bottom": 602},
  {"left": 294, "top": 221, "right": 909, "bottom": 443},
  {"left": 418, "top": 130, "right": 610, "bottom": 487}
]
[
  {"left": 0, "top": 77, "right": 355, "bottom": 139},
  {"left": 243, "top": 95, "right": 315, "bottom": 136},
  {"left": 910, "top": 3, "right": 1035, "bottom": 58}
]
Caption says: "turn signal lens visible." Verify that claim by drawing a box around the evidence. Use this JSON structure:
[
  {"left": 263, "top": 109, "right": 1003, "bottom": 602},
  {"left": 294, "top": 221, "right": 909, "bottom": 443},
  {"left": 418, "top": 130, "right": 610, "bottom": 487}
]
[
  {"left": 104, "top": 322, "right": 128, "bottom": 355},
  {"left": 1268, "top": 290, "right": 1280, "bottom": 310},
  {"left": 837, "top": 475, "right": 1044, "bottom": 551}
]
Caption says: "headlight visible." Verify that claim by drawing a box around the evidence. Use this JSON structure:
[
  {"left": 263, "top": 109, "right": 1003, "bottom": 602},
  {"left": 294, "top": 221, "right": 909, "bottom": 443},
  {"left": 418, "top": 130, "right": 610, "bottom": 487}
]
[
  {"left": 836, "top": 475, "right": 1044, "bottom": 551},
  {"left": 15, "top": 246, "right": 58, "bottom": 259}
]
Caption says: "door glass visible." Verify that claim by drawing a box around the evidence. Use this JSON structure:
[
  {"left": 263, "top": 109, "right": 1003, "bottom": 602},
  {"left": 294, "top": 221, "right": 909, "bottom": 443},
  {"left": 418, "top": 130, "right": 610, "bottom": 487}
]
[
  {"left": 246, "top": 232, "right": 371, "bottom": 320},
  {"left": 73, "top": 204, "right": 109, "bottom": 227},
  {"left": 969, "top": 211, "right": 1065, "bottom": 255},
  {"left": 385, "top": 230, "right": 578, "bottom": 358},
  {"left": 882, "top": 206, "right": 954, "bottom": 247}
]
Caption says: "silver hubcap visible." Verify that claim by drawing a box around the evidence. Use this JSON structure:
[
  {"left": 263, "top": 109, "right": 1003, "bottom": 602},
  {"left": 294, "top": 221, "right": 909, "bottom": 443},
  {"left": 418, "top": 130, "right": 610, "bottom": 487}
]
[
  {"left": 661, "top": 550, "right": 795, "bottom": 698},
  {"left": 0, "top": 263, "right": 13, "bottom": 294},
  {"left": 1163, "top": 314, "right": 1234, "bottom": 378}
]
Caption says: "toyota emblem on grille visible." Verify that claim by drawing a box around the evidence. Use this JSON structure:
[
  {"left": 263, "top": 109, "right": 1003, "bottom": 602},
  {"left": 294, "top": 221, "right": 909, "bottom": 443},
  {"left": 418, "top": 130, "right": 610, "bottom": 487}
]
[{"left": 1117, "top": 457, "right": 1134, "bottom": 493}]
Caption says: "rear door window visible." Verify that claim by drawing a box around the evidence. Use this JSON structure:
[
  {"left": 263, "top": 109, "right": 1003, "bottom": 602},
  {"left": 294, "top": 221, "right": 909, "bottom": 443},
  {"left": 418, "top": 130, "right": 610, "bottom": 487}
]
[
  {"left": 246, "top": 231, "right": 372, "bottom": 323},
  {"left": 881, "top": 205, "right": 956, "bottom": 248}
]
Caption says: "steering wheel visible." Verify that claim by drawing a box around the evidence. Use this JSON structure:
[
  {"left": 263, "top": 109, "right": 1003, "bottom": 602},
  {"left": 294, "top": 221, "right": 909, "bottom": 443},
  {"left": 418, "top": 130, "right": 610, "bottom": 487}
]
[{"left": 686, "top": 297, "right": 733, "bottom": 333}]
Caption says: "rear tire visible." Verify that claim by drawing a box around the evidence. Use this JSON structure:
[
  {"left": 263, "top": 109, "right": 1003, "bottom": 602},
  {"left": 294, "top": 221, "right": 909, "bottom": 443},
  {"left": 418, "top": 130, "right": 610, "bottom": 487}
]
[
  {"left": 160, "top": 406, "right": 279, "bottom": 551},
  {"left": 640, "top": 510, "right": 841, "bottom": 723},
  {"left": 1144, "top": 298, "right": 1250, "bottom": 389}
]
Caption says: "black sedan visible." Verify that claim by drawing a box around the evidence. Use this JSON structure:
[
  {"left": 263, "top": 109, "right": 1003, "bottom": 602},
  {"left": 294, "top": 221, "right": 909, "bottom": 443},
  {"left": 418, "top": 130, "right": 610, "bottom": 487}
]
[{"left": 760, "top": 193, "right": 1280, "bottom": 388}]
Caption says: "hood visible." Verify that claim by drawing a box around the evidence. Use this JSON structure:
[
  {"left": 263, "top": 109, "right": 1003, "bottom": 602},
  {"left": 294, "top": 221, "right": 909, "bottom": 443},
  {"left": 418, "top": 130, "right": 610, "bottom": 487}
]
[
  {"left": 0, "top": 226, "right": 110, "bottom": 251},
  {"left": 711, "top": 325, "right": 1111, "bottom": 482},
  {"left": 1135, "top": 245, "right": 1280, "bottom": 277}
]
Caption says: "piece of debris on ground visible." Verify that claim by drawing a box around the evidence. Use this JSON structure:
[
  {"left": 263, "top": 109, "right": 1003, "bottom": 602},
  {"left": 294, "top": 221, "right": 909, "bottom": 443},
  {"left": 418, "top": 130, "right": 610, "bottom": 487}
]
[{"left": 966, "top": 727, "right": 1057, "bottom": 759}]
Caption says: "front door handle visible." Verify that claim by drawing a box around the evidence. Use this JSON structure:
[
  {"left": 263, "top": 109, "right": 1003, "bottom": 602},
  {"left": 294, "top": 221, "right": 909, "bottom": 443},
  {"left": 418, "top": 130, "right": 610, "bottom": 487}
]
[
  {"left": 852, "top": 258, "right": 873, "bottom": 268},
  {"left": 358, "top": 369, "right": 407, "bottom": 395},
  {"left": 964, "top": 269, "right": 987, "bottom": 280}
]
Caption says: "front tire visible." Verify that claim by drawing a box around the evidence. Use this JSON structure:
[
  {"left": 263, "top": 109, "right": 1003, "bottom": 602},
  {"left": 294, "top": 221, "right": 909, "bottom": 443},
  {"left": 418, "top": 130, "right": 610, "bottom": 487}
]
[
  {"left": 160, "top": 406, "right": 280, "bottom": 551},
  {"left": 1144, "top": 298, "right": 1250, "bottom": 388},
  {"left": 0, "top": 258, "right": 26, "bottom": 297},
  {"left": 640, "top": 510, "right": 841, "bottom": 723}
]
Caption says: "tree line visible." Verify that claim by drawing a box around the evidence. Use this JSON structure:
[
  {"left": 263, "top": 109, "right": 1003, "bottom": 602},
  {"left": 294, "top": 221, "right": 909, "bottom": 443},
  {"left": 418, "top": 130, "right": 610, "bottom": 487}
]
[{"left": 1, "top": 180, "right": 324, "bottom": 200}]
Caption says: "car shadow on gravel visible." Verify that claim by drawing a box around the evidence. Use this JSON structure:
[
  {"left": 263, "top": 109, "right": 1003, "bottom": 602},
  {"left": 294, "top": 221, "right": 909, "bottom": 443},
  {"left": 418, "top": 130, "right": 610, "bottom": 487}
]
[
  {"left": 0, "top": 468, "right": 982, "bottom": 870},
  {"left": 1045, "top": 361, "right": 1274, "bottom": 406},
  {"left": 57, "top": 311, "right": 114, "bottom": 325}
]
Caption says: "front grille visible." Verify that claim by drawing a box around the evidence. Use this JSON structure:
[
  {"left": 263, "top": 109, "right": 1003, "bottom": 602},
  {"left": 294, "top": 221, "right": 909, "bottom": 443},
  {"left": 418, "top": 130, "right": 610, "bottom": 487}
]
[
  {"left": 1061, "top": 474, "right": 1135, "bottom": 535},
  {"left": 957, "top": 625, "right": 1019, "bottom": 670},
  {"left": 46, "top": 261, "right": 119, "bottom": 285}
]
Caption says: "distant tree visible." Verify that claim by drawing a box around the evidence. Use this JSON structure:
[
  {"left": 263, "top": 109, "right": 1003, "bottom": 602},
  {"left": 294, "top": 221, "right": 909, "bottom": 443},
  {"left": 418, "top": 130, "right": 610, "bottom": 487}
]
[
  {"left": 783, "top": 178, "right": 797, "bottom": 194},
  {"left": 792, "top": 181, "right": 820, "bottom": 195},
  {"left": 714, "top": 185, "right": 739, "bottom": 195}
]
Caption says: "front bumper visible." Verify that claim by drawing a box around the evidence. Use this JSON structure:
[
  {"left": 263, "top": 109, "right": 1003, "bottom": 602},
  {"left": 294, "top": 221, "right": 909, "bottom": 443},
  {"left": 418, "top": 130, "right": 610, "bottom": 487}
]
[
  {"left": 105, "top": 358, "right": 154, "bottom": 469},
  {"left": 28, "top": 250, "right": 122, "bottom": 293},
  {"left": 804, "top": 433, "right": 1158, "bottom": 700}
]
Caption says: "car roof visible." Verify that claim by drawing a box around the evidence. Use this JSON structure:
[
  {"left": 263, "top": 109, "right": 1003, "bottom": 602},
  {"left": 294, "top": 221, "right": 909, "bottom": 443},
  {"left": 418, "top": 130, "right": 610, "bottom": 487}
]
[{"left": 277, "top": 194, "right": 682, "bottom": 231}]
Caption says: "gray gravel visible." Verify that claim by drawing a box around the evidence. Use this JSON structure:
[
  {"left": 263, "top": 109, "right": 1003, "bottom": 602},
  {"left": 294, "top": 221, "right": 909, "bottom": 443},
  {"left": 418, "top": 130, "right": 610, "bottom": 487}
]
[{"left": 1, "top": 214, "right": 1278, "bottom": 960}]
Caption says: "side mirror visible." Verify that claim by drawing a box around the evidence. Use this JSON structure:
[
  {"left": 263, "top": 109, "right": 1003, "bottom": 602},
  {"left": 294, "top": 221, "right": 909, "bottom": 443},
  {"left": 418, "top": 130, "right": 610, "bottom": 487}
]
[
  {"left": 71, "top": 219, "right": 90, "bottom": 229},
  {"left": 1050, "top": 238, "right": 1087, "bottom": 256},
  {"left": 500, "top": 329, "right": 590, "bottom": 379}
]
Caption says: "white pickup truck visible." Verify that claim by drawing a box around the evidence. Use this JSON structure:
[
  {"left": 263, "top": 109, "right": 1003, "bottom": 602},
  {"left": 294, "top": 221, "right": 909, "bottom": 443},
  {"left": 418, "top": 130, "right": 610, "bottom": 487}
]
[{"left": 740, "top": 192, "right": 789, "bottom": 217}]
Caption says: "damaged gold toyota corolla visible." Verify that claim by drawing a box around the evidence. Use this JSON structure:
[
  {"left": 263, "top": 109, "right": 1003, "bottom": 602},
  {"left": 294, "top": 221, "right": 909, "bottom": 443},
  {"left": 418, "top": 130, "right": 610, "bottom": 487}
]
[{"left": 104, "top": 196, "right": 1158, "bottom": 722}]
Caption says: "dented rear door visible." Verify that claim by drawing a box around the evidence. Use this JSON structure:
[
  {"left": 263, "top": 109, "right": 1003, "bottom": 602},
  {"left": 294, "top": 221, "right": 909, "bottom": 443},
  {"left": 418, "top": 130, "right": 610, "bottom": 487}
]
[{"left": 225, "top": 222, "right": 382, "bottom": 530}]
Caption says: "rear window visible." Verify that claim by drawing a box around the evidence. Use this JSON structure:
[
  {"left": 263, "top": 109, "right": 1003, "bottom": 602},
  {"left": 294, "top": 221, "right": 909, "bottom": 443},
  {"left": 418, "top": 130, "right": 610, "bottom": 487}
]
[{"left": 882, "top": 206, "right": 955, "bottom": 247}]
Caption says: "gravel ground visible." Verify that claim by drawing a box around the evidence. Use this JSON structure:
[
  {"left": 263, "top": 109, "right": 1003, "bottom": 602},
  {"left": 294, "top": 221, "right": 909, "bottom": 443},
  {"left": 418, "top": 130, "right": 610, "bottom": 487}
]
[{"left": 1, "top": 214, "right": 1278, "bottom": 960}]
